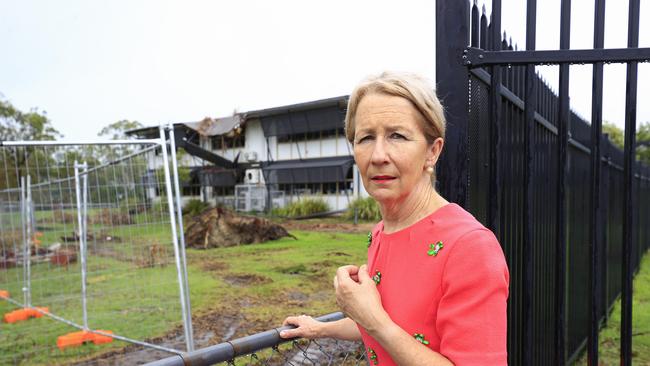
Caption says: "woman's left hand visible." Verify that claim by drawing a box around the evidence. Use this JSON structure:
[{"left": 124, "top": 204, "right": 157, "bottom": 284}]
[{"left": 334, "top": 264, "right": 388, "bottom": 332}]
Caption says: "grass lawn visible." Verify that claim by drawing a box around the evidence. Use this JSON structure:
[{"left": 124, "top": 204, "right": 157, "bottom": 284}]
[
  {"left": 0, "top": 227, "right": 367, "bottom": 365},
  {"left": 575, "top": 250, "right": 650, "bottom": 365}
]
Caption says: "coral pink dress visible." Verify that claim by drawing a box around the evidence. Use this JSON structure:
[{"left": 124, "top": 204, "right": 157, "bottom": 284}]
[{"left": 359, "top": 203, "right": 509, "bottom": 365}]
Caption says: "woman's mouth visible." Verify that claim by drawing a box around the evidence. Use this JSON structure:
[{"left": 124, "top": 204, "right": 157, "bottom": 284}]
[{"left": 371, "top": 175, "right": 396, "bottom": 183}]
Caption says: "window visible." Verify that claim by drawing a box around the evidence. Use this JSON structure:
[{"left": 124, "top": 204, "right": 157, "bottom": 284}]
[
  {"left": 277, "top": 128, "right": 344, "bottom": 143},
  {"left": 212, "top": 131, "right": 245, "bottom": 150}
]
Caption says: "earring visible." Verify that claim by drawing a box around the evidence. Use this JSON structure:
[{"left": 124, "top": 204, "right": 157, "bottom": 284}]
[{"left": 426, "top": 166, "right": 434, "bottom": 174}]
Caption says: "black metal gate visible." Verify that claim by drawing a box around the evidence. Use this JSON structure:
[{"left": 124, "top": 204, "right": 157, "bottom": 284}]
[{"left": 436, "top": 0, "right": 650, "bottom": 365}]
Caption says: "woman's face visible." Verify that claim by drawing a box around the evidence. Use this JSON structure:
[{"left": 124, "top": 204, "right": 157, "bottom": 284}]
[{"left": 353, "top": 93, "right": 438, "bottom": 205}]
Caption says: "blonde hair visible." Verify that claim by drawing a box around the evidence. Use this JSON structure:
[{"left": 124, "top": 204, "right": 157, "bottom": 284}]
[{"left": 344, "top": 71, "right": 446, "bottom": 145}]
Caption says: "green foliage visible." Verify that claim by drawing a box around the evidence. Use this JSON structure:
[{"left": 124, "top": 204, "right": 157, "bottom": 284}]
[
  {"left": 602, "top": 121, "right": 650, "bottom": 165},
  {"left": 344, "top": 196, "right": 381, "bottom": 221},
  {"left": 182, "top": 199, "right": 210, "bottom": 217},
  {"left": 273, "top": 198, "right": 330, "bottom": 218},
  {"left": 602, "top": 121, "right": 625, "bottom": 149},
  {"left": 0, "top": 98, "right": 61, "bottom": 141},
  {"left": 97, "top": 120, "right": 144, "bottom": 140},
  {"left": 154, "top": 167, "right": 191, "bottom": 189},
  {"left": 0, "top": 98, "right": 63, "bottom": 189},
  {"left": 575, "top": 251, "right": 650, "bottom": 365},
  {"left": 637, "top": 121, "right": 650, "bottom": 165},
  {"left": 95, "top": 119, "right": 145, "bottom": 163}
]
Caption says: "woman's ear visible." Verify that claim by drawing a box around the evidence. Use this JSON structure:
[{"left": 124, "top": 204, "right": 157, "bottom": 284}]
[{"left": 428, "top": 137, "right": 444, "bottom": 166}]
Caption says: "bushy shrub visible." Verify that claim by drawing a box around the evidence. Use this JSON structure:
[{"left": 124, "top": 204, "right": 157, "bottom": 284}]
[
  {"left": 344, "top": 197, "right": 381, "bottom": 221},
  {"left": 274, "top": 198, "right": 330, "bottom": 218},
  {"left": 182, "top": 199, "right": 210, "bottom": 217},
  {"left": 147, "top": 200, "right": 170, "bottom": 219}
]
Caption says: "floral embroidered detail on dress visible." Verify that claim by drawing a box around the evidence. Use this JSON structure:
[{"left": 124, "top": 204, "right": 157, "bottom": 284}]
[
  {"left": 414, "top": 333, "right": 430, "bottom": 345},
  {"left": 367, "top": 232, "right": 373, "bottom": 248},
  {"left": 427, "top": 241, "right": 444, "bottom": 256},
  {"left": 372, "top": 271, "right": 382, "bottom": 285},
  {"left": 367, "top": 347, "right": 378, "bottom": 364}
]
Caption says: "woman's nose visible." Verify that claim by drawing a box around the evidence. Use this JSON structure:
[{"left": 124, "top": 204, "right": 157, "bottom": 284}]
[{"left": 370, "top": 138, "right": 389, "bottom": 165}]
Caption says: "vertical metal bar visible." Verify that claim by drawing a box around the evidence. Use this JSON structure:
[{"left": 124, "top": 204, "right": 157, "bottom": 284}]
[
  {"left": 74, "top": 161, "right": 89, "bottom": 330},
  {"left": 621, "top": 0, "right": 640, "bottom": 364},
  {"left": 435, "top": 0, "right": 470, "bottom": 207},
  {"left": 555, "top": 1, "right": 571, "bottom": 364},
  {"left": 167, "top": 123, "right": 195, "bottom": 352},
  {"left": 26, "top": 175, "right": 33, "bottom": 308},
  {"left": 20, "top": 176, "right": 28, "bottom": 307},
  {"left": 488, "top": 0, "right": 502, "bottom": 238},
  {"left": 471, "top": 0, "right": 479, "bottom": 48},
  {"left": 159, "top": 126, "right": 193, "bottom": 353},
  {"left": 480, "top": 6, "right": 488, "bottom": 50},
  {"left": 601, "top": 135, "right": 611, "bottom": 325},
  {"left": 523, "top": 1, "right": 537, "bottom": 364},
  {"left": 22, "top": 176, "right": 33, "bottom": 308},
  {"left": 589, "top": 0, "right": 606, "bottom": 364},
  {"left": 82, "top": 162, "right": 89, "bottom": 327}
]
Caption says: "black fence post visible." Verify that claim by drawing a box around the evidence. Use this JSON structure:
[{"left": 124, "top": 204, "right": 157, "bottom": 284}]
[
  {"left": 435, "top": 0, "right": 470, "bottom": 207},
  {"left": 601, "top": 134, "right": 611, "bottom": 327},
  {"left": 555, "top": 1, "right": 571, "bottom": 364},
  {"left": 487, "top": 0, "right": 502, "bottom": 239},
  {"left": 522, "top": 1, "right": 537, "bottom": 364},
  {"left": 621, "top": 1, "right": 640, "bottom": 364},
  {"left": 588, "top": 0, "right": 606, "bottom": 364}
]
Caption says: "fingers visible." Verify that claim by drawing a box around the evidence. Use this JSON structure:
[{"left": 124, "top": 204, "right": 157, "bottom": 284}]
[
  {"left": 282, "top": 316, "right": 299, "bottom": 327},
  {"left": 279, "top": 315, "right": 318, "bottom": 339},
  {"left": 279, "top": 328, "right": 299, "bottom": 339},
  {"left": 336, "top": 265, "right": 360, "bottom": 286},
  {"left": 357, "top": 264, "right": 371, "bottom": 283}
]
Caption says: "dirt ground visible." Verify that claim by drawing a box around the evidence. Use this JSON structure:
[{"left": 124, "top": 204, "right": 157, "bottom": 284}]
[
  {"left": 75, "top": 219, "right": 369, "bottom": 365},
  {"left": 279, "top": 220, "right": 374, "bottom": 234}
]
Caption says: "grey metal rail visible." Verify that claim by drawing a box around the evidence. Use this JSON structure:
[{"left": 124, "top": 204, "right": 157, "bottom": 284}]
[{"left": 145, "top": 312, "right": 346, "bottom": 366}]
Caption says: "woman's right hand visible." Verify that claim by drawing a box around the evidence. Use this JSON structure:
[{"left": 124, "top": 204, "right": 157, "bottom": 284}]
[{"left": 279, "top": 315, "right": 323, "bottom": 339}]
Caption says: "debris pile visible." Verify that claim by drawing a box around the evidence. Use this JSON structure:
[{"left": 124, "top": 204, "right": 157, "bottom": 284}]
[{"left": 184, "top": 207, "right": 294, "bottom": 249}]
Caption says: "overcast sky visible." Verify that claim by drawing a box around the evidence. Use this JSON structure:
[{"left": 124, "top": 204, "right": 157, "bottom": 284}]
[{"left": 0, "top": 0, "right": 648, "bottom": 140}]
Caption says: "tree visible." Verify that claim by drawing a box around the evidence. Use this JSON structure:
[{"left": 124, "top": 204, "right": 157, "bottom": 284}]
[
  {"left": 0, "top": 98, "right": 62, "bottom": 189},
  {"left": 636, "top": 121, "right": 650, "bottom": 165},
  {"left": 97, "top": 119, "right": 143, "bottom": 140},
  {"left": 0, "top": 98, "right": 61, "bottom": 141},
  {"left": 95, "top": 120, "right": 144, "bottom": 163},
  {"left": 602, "top": 120, "right": 650, "bottom": 165}
]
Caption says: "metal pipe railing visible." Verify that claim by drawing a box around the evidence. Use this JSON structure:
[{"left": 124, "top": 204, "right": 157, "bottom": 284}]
[{"left": 145, "top": 312, "right": 346, "bottom": 366}]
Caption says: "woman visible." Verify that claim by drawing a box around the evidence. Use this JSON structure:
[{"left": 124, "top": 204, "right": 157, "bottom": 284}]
[{"left": 280, "top": 72, "right": 509, "bottom": 365}]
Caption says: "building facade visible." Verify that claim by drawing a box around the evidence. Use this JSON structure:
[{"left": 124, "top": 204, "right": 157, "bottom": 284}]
[{"left": 128, "top": 96, "right": 369, "bottom": 212}]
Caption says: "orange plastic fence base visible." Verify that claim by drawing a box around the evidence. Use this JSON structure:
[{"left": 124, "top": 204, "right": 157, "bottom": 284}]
[
  {"left": 0, "top": 290, "right": 9, "bottom": 299},
  {"left": 3, "top": 307, "right": 49, "bottom": 323},
  {"left": 57, "top": 330, "right": 114, "bottom": 350}
]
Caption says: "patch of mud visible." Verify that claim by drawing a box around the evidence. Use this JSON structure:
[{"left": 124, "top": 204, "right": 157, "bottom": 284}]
[
  {"left": 281, "top": 221, "right": 374, "bottom": 234},
  {"left": 200, "top": 260, "right": 229, "bottom": 272},
  {"left": 223, "top": 273, "right": 272, "bottom": 286},
  {"left": 73, "top": 302, "right": 272, "bottom": 365},
  {"left": 328, "top": 251, "right": 352, "bottom": 257}
]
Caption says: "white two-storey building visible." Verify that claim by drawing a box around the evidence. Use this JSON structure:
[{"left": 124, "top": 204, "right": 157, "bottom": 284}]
[{"left": 128, "top": 96, "right": 369, "bottom": 212}]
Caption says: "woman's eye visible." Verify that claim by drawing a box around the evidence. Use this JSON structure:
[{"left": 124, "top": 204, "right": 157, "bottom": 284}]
[
  {"left": 390, "top": 132, "right": 406, "bottom": 140},
  {"left": 357, "top": 136, "right": 373, "bottom": 143}
]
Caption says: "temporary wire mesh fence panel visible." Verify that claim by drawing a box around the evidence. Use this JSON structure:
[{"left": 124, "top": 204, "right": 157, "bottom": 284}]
[
  {"left": 215, "top": 339, "right": 366, "bottom": 366},
  {"left": 145, "top": 334, "right": 366, "bottom": 366},
  {"left": 0, "top": 141, "right": 191, "bottom": 365}
]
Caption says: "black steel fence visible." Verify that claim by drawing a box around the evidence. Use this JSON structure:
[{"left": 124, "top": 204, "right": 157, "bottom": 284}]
[{"left": 438, "top": 0, "right": 650, "bottom": 365}]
